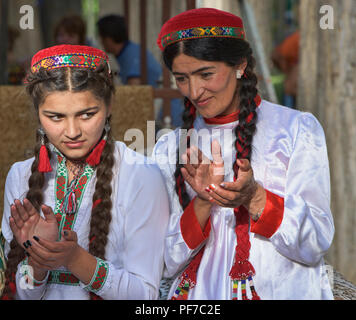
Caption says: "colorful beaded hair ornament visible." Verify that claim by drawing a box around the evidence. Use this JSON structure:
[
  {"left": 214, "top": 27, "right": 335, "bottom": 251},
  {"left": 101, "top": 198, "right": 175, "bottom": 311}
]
[
  {"left": 157, "top": 7, "right": 245, "bottom": 51},
  {"left": 30, "top": 44, "right": 111, "bottom": 74}
]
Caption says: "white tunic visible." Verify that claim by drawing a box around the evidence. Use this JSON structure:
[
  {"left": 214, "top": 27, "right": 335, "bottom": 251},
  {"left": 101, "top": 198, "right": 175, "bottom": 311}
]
[
  {"left": 153, "top": 100, "right": 334, "bottom": 300},
  {"left": 1, "top": 141, "right": 169, "bottom": 300}
]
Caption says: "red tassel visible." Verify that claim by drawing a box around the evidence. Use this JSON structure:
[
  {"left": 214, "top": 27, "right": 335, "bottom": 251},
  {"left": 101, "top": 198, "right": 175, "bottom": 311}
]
[
  {"left": 86, "top": 139, "right": 106, "bottom": 167},
  {"left": 38, "top": 144, "right": 52, "bottom": 172},
  {"left": 9, "top": 281, "right": 16, "bottom": 295},
  {"left": 229, "top": 260, "right": 255, "bottom": 281},
  {"left": 252, "top": 293, "right": 261, "bottom": 300}
]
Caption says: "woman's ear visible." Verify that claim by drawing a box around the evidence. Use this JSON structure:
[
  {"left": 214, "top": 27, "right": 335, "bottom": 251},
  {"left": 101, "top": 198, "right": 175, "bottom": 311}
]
[
  {"left": 106, "top": 104, "right": 112, "bottom": 117},
  {"left": 236, "top": 59, "right": 248, "bottom": 78}
]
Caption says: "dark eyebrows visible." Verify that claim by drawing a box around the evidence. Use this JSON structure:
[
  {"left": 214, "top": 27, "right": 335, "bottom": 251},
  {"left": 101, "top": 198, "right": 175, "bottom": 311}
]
[
  {"left": 172, "top": 66, "right": 216, "bottom": 76},
  {"left": 42, "top": 106, "right": 100, "bottom": 116}
]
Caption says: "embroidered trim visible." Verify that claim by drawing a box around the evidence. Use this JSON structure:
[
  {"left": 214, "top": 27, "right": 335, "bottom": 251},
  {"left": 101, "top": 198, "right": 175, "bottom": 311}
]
[
  {"left": 54, "top": 153, "right": 94, "bottom": 240},
  {"left": 83, "top": 258, "right": 109, "bottom": 294},
  {"left": 48, "top": 270, "right": 80, "bottom": 286},
  {"left": 0, "top": 231, "right": 6, "bottom": 294},
  {"left": 161, "top": 26, "right": 245, "bottom": 49},
  {"left": 31, "top": 53, "right": 106, "bottom": 73},
  {"left": 20, "top": 258, "right": 49, "bottom": 287}
]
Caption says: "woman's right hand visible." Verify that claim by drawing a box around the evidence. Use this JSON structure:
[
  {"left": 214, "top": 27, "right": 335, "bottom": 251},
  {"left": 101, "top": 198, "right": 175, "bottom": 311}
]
[{"left": 9, "top": 199, "right": 59, "bottom": 250}]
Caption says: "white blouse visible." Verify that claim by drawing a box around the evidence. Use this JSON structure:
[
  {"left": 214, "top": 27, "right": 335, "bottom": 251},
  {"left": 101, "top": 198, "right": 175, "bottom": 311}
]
[
  {"left": 1, "top": 141, "right": 169, "bottom": 300},
  {"left": 153, "top": 100, "right": 334, "bottom": 300}
]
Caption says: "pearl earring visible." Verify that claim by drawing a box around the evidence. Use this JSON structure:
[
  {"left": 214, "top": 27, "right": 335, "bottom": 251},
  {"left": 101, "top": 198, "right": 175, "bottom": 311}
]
[{"left": 236, "top": 70, "right": 242, "bottom": 79}]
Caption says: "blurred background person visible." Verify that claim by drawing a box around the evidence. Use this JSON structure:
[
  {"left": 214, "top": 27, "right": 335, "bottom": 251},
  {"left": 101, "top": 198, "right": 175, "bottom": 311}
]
[
  {"left": 97, "top": 14, "right": 183, "bottom": 128},
  {"left": 54, "top": 14, "right": 88, "bottom": 46},
  {"left": 7, "top": 26, "right": 27, "bottom": 85},
  {"left": 271, "top": 30, "right": 299, "bottom": 108}
]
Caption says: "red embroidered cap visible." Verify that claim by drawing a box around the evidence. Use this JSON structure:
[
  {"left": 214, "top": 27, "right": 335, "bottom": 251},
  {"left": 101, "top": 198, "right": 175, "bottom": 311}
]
[
  {"left": 157, "top": 8, "right": 245, "bottom": 51},
  {"left": 30, "top": 44, "right": 110, "bottom": 74}
]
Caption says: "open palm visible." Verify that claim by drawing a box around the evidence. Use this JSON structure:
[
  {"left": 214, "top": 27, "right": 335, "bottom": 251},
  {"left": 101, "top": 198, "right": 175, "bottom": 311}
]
[
  {"left": 181, "top": 140, "right": 225, "bottom": 201},
  {"left": 9, "top": 199, "right": 58, "bottom": 249}
]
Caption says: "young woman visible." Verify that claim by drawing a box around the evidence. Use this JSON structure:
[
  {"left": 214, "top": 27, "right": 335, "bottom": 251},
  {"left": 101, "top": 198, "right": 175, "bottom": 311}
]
[
  {"left": 153, "top": 8, "right": 334, "bottom": 300},
  {"left": 1, "top": 44, "right": 169, "bottom": 300}
]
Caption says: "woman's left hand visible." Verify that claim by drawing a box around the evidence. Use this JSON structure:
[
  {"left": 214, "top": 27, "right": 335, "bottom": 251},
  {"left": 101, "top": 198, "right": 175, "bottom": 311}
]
[
  {"left": 207, "top": 158, "right": 263, "bottom": 211},
  {"left": 26, "top": 230, "right": 80, "bottom": 271}
]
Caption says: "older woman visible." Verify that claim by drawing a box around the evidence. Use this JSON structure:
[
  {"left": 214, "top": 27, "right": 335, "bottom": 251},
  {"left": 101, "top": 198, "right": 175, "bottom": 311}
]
[{"left": 153, "top": 8, "right": 334, "bottom": 300}]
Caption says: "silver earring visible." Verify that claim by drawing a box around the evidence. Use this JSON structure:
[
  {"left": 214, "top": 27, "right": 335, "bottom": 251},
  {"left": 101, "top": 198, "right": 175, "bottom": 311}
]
[
  {"left": 236, "top": 70, "right": 242, "bottom": 79},
  {"left": 104, "top": 119, "right": 111, "bottom": 140},
  {"left": 38, "top": 128, "right": 46, "bottom": 145}
]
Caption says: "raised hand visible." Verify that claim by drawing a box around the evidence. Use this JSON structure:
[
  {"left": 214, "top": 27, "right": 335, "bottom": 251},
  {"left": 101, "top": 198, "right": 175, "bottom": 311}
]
[
  {"left": 9, "top": 199, "right": 59, "bottom": 250},
  {"left": 180, "top": 140, "right": 225, "bottom": 201}
]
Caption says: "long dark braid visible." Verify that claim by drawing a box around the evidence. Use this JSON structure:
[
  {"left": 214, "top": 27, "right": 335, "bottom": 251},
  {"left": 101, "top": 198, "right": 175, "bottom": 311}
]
[
  {"left": 2, "top": 131, "right": 51, "bottom": 299},
  {"left": 1, "top": 64, "right": 115, "bottom": 300},
  {"left": 233, "top": 51, "right": 258, "bottom": 169},
  {"left": 88, "top": 124, "right": 115, "bottom": 260},
  {"left": 174, "top": 98, "right": 196, "bottom": 210}
]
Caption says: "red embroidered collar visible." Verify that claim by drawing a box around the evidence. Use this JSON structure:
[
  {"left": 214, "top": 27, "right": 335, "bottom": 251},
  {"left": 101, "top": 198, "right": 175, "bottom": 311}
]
[{"left": 204, "top": 95, "right": 262, "bottom": 125}]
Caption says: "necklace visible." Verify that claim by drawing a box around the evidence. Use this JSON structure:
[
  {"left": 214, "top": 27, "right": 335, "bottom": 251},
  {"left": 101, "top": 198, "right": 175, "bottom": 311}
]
[{"left": 66, "top": 160, "right": 85, "bottom": 178}]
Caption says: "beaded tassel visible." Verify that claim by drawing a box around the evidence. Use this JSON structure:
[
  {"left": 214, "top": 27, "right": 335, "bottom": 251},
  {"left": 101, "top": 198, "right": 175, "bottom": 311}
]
[
  {"left": 60, "top": 179, "right": 78, "bottom": 215},
  {"left": 232, "top": 280, "right": 238, "bottom": 300},
  {"left": 248, "top": 276, "right": 260, "bottom": 300},
  {"left": 241, "top": 279, "right": 248, "bottom": 300},
  {"left": 172, "top": 280, "right": 190, "bottom": 300}
]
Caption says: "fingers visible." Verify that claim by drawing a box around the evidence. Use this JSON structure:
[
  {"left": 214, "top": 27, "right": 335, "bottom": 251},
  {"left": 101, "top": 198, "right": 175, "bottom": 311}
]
[
  {"left": 9, "top": 216, "right": 20, "bottom": 233},
  {"left": 211, "top": 140, "right": 225, "bottom": 176},
  {"left": 219, "top": 180, "right": 243, "bottom": 192},
  {"left": 182, "top": 153, "right": 196, "bottom": 177},
  {"left": 10, "top": 199, "right": 40, "bottom": 229},
  {"left": 211, "top": 140, "right": 223, "bottom": 165},
  {"left": 10, "top": 203, "right": 24, "bottom": 229},
  {"left": 26, "top": 241, "right": 54, "bottom": 269},
  {"left": 23, "top": 198, "right": 38, "bottom": 217},
  {"left": 62, "top": 229, "right": 78, "bottom": 242},
  {"left": 180, "top": 167, "right": 195, "bottom": 187},
  {"left": 32, "top": 235, "right": 62, "bottom": 253},
  {"left": 236, "top": 158, "right": 251, "bottom": 172},
  {"left": 41, "top": 205, "right": 57, "bottom": 223},
  {"left": 206, "top": 184, "right": 238, "bottom": 207}
]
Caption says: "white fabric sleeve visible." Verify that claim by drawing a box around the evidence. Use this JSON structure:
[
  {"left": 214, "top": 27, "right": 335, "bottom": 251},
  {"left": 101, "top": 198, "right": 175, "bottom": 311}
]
[
  {"left": 1, "top": 162, "right": 48, "bottom": 300},
  {"left": 269, "top": 113, "right": 335, "bottom": 266},
  {"left": 152, "top": 134, "right": 202, "bottom": 279},
  {"left": 85, "top": 163, "right": 169, "bottom": 300}
]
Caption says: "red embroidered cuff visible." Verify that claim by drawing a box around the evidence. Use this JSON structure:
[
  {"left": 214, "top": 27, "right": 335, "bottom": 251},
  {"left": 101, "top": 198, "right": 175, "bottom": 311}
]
[
  {"left": 250, "top": 189, "right": 284, "bottom": 238},
  {"left": 83, "top": 257, "right": 109, "bottom": 294},
  {"left": 180, "top": 197, "right": 211, "bottom": 249}
]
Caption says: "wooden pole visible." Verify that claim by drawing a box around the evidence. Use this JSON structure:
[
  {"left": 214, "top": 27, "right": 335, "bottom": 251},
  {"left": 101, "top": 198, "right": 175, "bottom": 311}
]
[
  {"left": 161, "top": 0, "right": 172, "bottom": 119},
  {"left": 124, "top": 0, "right": 130, "bottom": 36},
  {"left": 186, "top": 0, "right": 196, "bottom": 10},
  {"left": 140, "top": 0, "right": 147, "bottom": 84},
  {"left": 0, "top": 0, "right": 9, "bottom": 85}
]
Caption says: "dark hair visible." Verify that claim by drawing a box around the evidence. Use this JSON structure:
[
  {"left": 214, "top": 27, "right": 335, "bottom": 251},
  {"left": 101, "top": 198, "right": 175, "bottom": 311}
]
[
  {"left": 97, "top": 15, "right": 128, "bottom": 44},
  {"left": 163, "top": 37, "right": 258, "bottom": 210},
  {"left": 54, "top": 15, "right": 86, "bottom": 45},
  {"left": 2, "top": 64, "right": 115, "bottom": 300}
]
